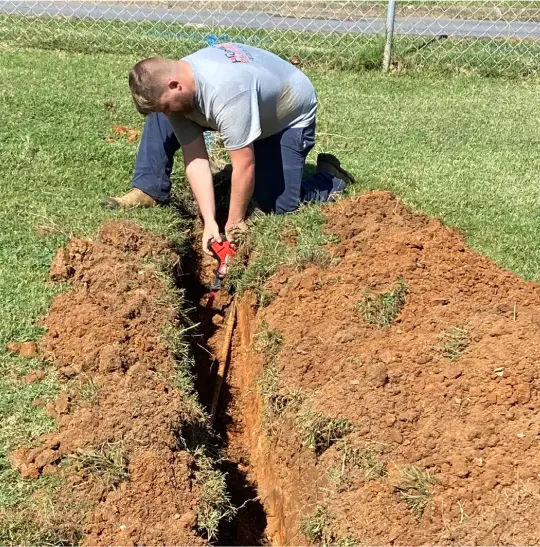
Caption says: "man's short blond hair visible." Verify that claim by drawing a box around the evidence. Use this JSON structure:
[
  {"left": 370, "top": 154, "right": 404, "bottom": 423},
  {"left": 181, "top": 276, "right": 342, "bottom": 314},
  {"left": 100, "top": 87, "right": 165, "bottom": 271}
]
[{"left": 128, "top": 57, "right": 177, "bottom": 115}]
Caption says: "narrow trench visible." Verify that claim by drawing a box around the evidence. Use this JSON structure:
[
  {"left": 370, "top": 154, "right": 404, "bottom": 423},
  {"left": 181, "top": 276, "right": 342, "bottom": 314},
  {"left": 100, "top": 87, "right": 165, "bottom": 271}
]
[{"left": 177, "top": 235, "right": 269, "bottom": 546}]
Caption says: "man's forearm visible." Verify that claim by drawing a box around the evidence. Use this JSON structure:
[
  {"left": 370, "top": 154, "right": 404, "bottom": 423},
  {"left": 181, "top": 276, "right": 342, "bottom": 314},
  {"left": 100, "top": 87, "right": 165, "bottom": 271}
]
[
  {"left": 228, "top": 164, "right": 255, "bottom": 224},
  {"left": 185, "top": 157, "right": 216, "bottom": 224}
]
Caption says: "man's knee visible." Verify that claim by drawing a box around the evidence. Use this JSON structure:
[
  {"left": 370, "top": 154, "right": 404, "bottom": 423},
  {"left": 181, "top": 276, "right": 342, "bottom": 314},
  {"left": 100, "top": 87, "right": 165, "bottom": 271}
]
[{"left": 274, "top": 195, "right": 300, "bottom": 215}]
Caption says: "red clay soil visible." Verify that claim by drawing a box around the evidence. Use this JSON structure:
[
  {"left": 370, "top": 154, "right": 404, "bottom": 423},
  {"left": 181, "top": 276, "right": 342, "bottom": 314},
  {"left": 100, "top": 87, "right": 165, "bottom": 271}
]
[
  {"left": 9, "top": 221, "right": 206, "bottom": 546},
  {"left": 231, "top": 191, "right": 540, "bottom": 546}
]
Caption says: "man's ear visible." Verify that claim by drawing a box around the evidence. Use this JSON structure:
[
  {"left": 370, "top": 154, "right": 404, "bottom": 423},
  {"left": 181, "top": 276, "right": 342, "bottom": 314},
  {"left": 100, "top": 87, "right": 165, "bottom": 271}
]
[{"left": 167, "top": 79, "right": 181, "bottom": 91}]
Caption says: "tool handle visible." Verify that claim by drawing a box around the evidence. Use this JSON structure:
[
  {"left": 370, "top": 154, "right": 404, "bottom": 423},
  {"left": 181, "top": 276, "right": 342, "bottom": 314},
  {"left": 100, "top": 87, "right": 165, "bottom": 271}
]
[{"left": 210, "top": 300, "right": 236, "bottom": 425}]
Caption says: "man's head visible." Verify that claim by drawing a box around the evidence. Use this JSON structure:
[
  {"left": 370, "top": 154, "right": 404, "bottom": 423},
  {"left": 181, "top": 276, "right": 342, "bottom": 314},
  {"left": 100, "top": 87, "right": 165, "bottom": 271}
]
[{"left": 129, "top": 57, "right": 194, "bottom": 116}]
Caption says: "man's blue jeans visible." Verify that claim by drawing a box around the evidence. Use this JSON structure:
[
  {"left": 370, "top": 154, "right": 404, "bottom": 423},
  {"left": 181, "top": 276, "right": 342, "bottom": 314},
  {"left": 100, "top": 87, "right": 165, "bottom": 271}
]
[{"left": 132, "top": 112, "right": 344, "bottom": 214}]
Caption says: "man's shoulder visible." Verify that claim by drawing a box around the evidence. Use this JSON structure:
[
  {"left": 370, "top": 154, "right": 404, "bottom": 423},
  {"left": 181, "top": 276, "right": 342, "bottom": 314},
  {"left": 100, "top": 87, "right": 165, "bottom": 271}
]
[
  {"left": 188, "top": 50, "right": 256, "bottom": 103},
  {"left": 184, "top": 43, "right": 254, "bottom": 63},
  {"left": 185, "top": 43, "right": 287, "bottom": 71}
]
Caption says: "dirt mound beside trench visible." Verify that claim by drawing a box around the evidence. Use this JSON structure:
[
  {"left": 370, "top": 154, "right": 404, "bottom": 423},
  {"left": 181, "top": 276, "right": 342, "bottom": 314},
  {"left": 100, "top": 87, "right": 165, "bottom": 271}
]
[
  {"left": 10, "top": 221, "right": 207, "bottom": 546},
  {"left": 233, "top": 191, "right": 540, "bottom": 546}
]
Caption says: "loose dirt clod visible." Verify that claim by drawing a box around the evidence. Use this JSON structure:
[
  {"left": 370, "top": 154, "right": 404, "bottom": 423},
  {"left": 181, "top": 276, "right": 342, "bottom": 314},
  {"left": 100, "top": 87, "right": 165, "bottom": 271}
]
[
  {"left": 7, "top": 340, "right": 39, "bottom": 358},
  {"left": 23, "top": 370, "right": 45, "bottom": 383},
  {"left": 112, "top": 124, "right": 140, "bottom": 142}
]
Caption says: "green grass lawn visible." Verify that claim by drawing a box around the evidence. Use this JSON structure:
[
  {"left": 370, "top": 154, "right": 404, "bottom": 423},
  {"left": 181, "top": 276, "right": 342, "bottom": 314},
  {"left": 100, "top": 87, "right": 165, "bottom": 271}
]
[{"left": 0, "top": 42, "right": 539, "bottom": 542}]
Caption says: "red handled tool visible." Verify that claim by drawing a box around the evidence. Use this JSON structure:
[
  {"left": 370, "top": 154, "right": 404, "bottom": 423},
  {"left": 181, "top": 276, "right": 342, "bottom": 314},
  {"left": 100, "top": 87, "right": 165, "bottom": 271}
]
[{"left": 206, "top": 237, "right": 236, "bottom": 310}]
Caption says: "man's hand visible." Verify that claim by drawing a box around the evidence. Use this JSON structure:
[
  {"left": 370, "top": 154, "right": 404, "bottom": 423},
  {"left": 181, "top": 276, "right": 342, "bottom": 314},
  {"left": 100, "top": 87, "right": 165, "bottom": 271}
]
[
  {"left": 225, "top": 220, "right": 248, "bottom": 248},
  {"left": 202, "top": 221, "right": 222, "bottom": 256}
]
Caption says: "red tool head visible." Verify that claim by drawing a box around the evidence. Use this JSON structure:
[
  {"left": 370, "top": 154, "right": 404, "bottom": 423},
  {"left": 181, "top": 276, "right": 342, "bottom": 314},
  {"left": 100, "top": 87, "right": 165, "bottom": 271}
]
[{"left": 208, "top": 237, "right": 236, "bottom": 277}]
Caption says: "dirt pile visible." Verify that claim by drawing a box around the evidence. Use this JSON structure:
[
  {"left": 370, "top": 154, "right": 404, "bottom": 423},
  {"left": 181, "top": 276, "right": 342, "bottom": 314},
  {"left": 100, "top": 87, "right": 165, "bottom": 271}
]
[
  {"left": 232, "top": 191, "right": 540, "bottom": 546},
  {"left": 10, "top": 221, "right": 207, "bottom": 546}
]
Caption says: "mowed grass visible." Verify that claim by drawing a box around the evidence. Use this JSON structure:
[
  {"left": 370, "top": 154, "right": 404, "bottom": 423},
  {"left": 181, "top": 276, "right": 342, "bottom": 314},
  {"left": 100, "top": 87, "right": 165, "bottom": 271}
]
[{"left": 0, "top": 42, "right": 539, "bottom": 541}]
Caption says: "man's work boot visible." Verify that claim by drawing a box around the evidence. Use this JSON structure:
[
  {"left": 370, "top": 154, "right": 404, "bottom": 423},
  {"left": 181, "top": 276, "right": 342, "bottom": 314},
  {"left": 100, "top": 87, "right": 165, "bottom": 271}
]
[
  {"left": 316, "top": 153, "right": 356, "bottom": 202},
  {"left": 316, "top": 153, "right": 356, "bottom": 186},
  {"left": 102, "top": 188, "right": 158, "bottom": 209}
]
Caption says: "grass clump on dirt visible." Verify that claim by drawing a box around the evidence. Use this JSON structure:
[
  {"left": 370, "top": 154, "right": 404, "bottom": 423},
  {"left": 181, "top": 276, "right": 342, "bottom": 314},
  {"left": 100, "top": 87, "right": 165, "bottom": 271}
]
[
  {"left": 357, "top": 277, "right": 408, "bottom": 327},
  {"left": 344, "top": 444, "right": 387, "bottom": 481},
  {"left": 438, "top": 326, "right": 470, "bottom": 360},
  {"left": 78, "top": 379, "right": 99, "bottom": 405},
  {"left": 175, "top": 424, "right": 236, "bottom": 540},
  {"left": 300, "top": 506, "right": 334, "bottom": 546},
  {"left": 189, "top": 446, "right": 236, "bottom": 540},
  {"left": 255, "top": 321, "right": 303, "bottom": 426},
  {"left": 328, "top": 441, "right": 387, "bottom": 492},
  {"left": 394, "top": 466, "right": 438, "bottom": 518},
  {"left": 254, "top": 320, "right": 283, "bottom": 361},
  {"left": 70, "top": 442, "right": 129, "bottom": 489},
  {"left": 300, "top": 506, "right": 357, "bottom": 547},
  {"left": 355, "top": 449, "right": 387, "bottom": 480},
  {"left": 227, "top": 205, "right": 336, "bottom": 304},
  {"left": 298, "top": 408, "right": 354, "bottom": 456},
  {"left": 258, "top": 364, "right": 304, "bottom": 428}
]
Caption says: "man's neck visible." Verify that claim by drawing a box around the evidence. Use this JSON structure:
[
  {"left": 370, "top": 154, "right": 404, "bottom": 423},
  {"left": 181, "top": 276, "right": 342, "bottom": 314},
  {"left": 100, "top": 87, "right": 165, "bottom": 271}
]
[{"left": 178, "top": 60, "right": 195, "bottom": 98}]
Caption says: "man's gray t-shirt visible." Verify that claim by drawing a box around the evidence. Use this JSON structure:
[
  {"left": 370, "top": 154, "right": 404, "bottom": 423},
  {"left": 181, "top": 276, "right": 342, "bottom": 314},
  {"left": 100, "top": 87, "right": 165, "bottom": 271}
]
[{"left": 169, "top": 43, "right": 317, "bottom": 150}]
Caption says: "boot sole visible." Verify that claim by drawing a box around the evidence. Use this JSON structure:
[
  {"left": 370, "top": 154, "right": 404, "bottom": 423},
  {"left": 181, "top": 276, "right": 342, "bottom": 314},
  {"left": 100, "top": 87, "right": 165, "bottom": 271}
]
[
  {"left": 101, "top": 198, "right": 121, "bottom": 210},
  {"left": 336, "top": 166, "right": 356, "bottom": 186},
  {"left": 317, "top": 154, "right": 356, "bottom": 186},
  {"left": 101, "top": 198, "right": 160, "bottom": 209}
]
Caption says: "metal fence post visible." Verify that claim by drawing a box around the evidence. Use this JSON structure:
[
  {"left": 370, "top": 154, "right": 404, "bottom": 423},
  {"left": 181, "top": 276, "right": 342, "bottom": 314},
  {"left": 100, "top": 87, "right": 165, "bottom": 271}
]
[{"left": 383, "top": 0, "right": 397, "bottom": 72}]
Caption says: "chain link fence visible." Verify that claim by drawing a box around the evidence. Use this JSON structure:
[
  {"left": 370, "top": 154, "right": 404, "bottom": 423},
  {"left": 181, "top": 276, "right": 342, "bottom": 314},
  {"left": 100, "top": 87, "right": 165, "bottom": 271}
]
[
  {"left": 389, "top": 1, "right": 540, "bottom": 75},
  {"left": 0, "top": 0, "right": 538, "bottom": 74}
]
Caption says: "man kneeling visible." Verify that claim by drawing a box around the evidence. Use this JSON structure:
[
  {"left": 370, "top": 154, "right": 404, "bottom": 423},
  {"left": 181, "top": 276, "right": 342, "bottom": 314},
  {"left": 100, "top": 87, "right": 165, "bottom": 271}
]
[{"left": 105, "top": 43, "right": 354, "bottom": 254}]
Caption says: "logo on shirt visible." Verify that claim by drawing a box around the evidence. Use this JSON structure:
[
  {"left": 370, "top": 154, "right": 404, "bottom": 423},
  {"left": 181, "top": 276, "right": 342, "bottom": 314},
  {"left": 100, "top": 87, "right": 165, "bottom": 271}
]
[{"left": 217, "top": 43, "right": 252, "bottom": 64}]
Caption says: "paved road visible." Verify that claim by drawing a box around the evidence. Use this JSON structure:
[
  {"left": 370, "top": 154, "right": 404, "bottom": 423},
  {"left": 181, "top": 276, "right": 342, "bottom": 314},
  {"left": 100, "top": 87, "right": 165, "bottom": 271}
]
[{"left": 1, "top": 1, "right": 539, "bottom": 39}]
